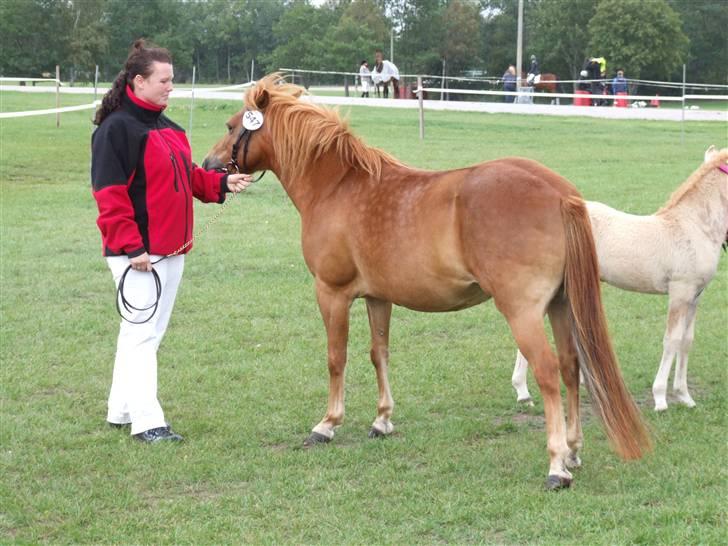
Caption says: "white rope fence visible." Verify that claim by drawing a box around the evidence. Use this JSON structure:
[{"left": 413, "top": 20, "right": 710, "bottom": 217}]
[{"left": 0, "top": 100, "right": 100, "bottom": 119}]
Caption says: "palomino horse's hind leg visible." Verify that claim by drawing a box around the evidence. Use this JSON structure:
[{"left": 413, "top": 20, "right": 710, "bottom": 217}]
[
  {"left": 512, "top": 350, "right": 533, "bottom": 405},
  {"left": 365, "top": 297, "right": 395, "bottom": 438},
  {"left": 653, "top": 285, "right": 697, "bottom": 411},
  {"left": 548, "top": 298, "right": 583, "bottom": 469},
  {"left": 505, "top": 312, "right": 572, "bottom": 490},
  {"left": 673, "top": 296, "right": 700, "bottom": 408},
  {"left": 304, "top": 282, "right": 352, "bottom": 446}
]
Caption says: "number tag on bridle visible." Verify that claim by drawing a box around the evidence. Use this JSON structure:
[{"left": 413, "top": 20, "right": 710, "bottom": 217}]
[{"left": 242, "top": 110, "right": 264, "bottom": 131}]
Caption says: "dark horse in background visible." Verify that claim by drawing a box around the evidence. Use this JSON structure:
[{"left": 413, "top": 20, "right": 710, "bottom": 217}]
[
  {"left": 521, "top": 72, "right": 560, "bottom": 104},
  {"left": 203, "top": 75, "right": 650, "bottom": 490}
]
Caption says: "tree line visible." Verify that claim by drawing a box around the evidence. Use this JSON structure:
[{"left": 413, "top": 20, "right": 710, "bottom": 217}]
[{"left": 1, "top": 0, "right": 725, "bottom": 88}]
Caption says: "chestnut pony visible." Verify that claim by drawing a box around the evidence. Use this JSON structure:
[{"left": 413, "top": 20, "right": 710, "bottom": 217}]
[{"left": 203, "top": 75, "right": 650, "bottom": 490}]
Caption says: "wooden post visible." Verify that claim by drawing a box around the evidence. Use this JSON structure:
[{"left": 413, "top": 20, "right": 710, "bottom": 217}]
[
  {"left": 188, "top": 65, "right": 196, "bottom": 141},
  {"left": 344, "top": 75, "right": 349, "bottom": 97},
  {"left": 418, "top": 76, "right": 424, "bottom": 140},
  {"left": 681, "top": 64, "right": 686, "bottom": 144},
  {"left": 55, "top": 65, "right": 61, "bottom": 128},
  {"left": 93, "top": 65, "right": 99, "bottom": 102}
]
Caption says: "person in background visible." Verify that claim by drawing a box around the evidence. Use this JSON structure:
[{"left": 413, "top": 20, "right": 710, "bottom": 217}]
[
  {"left": 611, "top": 69, "right": 628, "bottom": 99},
  {"left": 526, "top": 54, "right": 540, "bottom": 86},
  {"left": 372, "top": 49, "right": 400, "bottom": 99},
  {"left": 502, "top": 65, "right": 517, "bottom": 103},
  {"left": 91, "top": 39, "right": 252, "bottom": 443},
  {"left": 359, "top": 60, "right": 372, "bottom": 98}
]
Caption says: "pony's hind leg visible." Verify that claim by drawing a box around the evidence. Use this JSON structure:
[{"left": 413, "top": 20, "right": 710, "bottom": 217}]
[
  {"left": 512, "top": 350, "right": 533, "bottom": 405},
  {"left": 505, "top": 311, "right": 572, "bottom": 490},
  {"left": 365, "top": 297, "right": 395, "bottom": 437},
  {"left": 548, "top": 297, "right": 583, "bottom": 469},
  {"left": 304, "top": 281, "right": 352, "bottom": 446}
]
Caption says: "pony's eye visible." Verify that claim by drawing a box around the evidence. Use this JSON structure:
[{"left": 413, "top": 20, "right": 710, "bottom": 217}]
[{"left": 226, "top": 124, "right": 233, "bottom": 135}]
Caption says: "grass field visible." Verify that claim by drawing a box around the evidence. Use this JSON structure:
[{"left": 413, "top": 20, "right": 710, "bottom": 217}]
[{"left": 1, "top": 90, "right": 726, "bottom": 544}]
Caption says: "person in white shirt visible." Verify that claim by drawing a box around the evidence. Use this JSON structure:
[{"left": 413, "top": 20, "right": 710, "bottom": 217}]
[
  {"left": 372, "top": 49, "right": 400, "bottom": 98},
  {"left": 359, "top": 60, "right": 372, "bottom": 98}
]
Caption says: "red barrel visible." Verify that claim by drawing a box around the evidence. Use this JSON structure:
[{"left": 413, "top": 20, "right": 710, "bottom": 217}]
[
  {"left": 615, "top": 92, "right": 628, "bottom": 107},
  {"left": 574, "top": 90, "right": 590, "bottom": 106}
]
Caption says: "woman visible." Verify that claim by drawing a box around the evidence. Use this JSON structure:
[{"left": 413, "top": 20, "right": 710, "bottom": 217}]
[{"left": 91, "top": 40, "right": 252, "bottom": 443}]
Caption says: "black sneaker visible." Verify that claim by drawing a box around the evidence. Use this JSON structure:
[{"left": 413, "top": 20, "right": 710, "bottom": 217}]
[{"left": 133, "top": 426, "right": 184, "bottom": 443}]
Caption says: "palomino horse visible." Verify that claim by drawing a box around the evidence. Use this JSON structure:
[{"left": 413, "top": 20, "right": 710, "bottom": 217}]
[
  {"left": 512, "top": 146, "right": 728, "bottom": 411},
  {"left": 202, "top": 75, "right": 650, "bottom": 490}
]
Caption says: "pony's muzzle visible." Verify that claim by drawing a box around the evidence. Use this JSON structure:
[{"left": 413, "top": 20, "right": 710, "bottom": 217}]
[{"left": 201, "top": 155, "right": 226, "bottom": 172}]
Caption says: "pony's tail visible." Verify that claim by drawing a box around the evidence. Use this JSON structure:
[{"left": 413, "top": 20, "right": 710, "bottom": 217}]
[{"left": 560, "top": 195, "right": 652, "bottom": 459}]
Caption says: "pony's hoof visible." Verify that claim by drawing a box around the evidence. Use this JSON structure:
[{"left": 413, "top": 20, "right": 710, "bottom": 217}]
[
  {"left": 654, "top": 402, "right": 668, "bottom": 412},
  {"left": 303, "top": 431, "right": 331, "bottom": 448},
  {"left": 517, "top": 397, "right": 535, "bottom": 407},
  {"left": 675, "top": 394, "right": 696, "bottom": 408},
  {"left": 368, "top": 426, "right": 387, "bottom": 439},
  {"left": 566, "top": 454, "right": 582, "bottom": 470},
  {"left": 544, "top": 475, "right": 572, "bottom": 491}
]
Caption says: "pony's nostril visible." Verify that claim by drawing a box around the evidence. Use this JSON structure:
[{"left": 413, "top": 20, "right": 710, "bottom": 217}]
[{"left": 202, "top": 156, "right": 224, "bottom": 171}]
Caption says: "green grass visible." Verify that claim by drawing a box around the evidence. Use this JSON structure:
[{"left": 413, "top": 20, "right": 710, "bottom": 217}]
[{"left": 1, "top": 90, "right": 727, "bottom": 544}]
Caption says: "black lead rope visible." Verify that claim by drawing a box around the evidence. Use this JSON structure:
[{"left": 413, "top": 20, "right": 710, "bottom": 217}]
[
  {"left": 116, "top": 118, "right": 265, "bottom": 324},
  {"left": 115, "top": 256, "right": 168, "bottom": 324}
]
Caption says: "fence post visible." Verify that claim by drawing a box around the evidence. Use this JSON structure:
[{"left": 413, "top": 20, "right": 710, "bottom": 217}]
[
  {"left": 93, "top": 65, "right": 99, "bottom": 103},
  {"left": 681, "top": 64, "right": 686, "bottom": 144},
  {"left": 189, "top": 65, "right": 196, "bottom": 141},
  {"left": 344, "top": 75, "right": 349, "bottom": 97},
  {"left": 55, "top": 65, "right": 61, "bottom": 128},
  {"left": 418, "top": 76, "right": 424, "bottom": 140}
]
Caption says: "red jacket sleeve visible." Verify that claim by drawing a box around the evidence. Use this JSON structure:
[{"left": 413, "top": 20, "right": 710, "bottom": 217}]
[
  {"left": 91, "top": 121, "right": 145, "bottom": 257},
  {"left": 190, "top": 165, "right": 228, "bottom": 204}
]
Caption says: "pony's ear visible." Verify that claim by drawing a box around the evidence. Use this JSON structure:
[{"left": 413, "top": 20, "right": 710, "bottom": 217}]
[
  {"left": 704, "top": 145, "right": 716, "bottom": 163},
  {"left": 256, "top": 89, "right": 270, "bottom": 111}
]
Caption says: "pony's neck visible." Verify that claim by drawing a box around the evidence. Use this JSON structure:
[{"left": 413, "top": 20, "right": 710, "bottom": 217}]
[
  {"left": 660, "top": 171, "right": 728, "bottom": 246},
  {"left": 273, "top": 150, "right": 353, "bottom": 213}
]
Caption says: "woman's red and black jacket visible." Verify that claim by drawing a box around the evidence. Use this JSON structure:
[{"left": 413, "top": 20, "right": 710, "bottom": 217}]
[{"left": 91, "top": 86, "right": 229, "bottom": 257}]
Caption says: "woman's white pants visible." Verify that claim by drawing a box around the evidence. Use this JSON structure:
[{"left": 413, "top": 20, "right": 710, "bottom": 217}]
[{"left": 105, "top": 255, "right": 184, "bottom": 435}]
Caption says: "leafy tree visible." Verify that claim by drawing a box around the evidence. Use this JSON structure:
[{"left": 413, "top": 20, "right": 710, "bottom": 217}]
[
  {"left": 529, "top": 0, "right": 600, "bottom": 81},
  {"left": 440, "top": 0, "right": 483, "bottom": 75},
  {"left": 263, "top": 1, "right": 336, "bottom": 78},
  {"left": 0, "top": 0, "right": 72, "bottom": 77},
  {"left": 320, "top": 0, "right": 391, "bottom": 73},
  {"left": 588, "top": 0, "right": 688, "bottom": 80},
  {"left": 67, "top": 0, "right": 109, "bottom": 83},
  {"left": 480, "top": 0, "right": 520, "bottom": 79},
  {"left": 395, "top": 0, "right": 446, "bottom": 75},
  {"left": 667, "top": 0, "right": 728, "bottom": 84}
]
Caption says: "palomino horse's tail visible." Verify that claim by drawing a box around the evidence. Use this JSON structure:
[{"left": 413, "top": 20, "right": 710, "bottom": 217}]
[{"left": 560, "top": 196, "right": 652, "bottom": 459}]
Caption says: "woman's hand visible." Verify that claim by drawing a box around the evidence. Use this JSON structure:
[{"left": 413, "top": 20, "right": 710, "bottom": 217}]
[
  {"left": 227, "top": 173, "right": 253, "bottom": 193},
  {"left": 130, "top": 252, "right": 152, "bottom": 272}
]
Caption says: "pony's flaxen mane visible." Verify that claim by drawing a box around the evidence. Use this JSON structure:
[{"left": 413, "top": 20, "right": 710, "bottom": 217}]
[
  {"left": 658, "top": 148, "right": 728, "bottom": 214},
  {"left": 245, "top": 75, "right": 404, "bottom": 181}
]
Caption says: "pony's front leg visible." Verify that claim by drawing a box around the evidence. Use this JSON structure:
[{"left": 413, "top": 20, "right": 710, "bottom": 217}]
[
  {"left": 673, "top": 297, "right": 700, "bottom": 408},
  {"left": 653, "top": 288, "right": 691, "bottom": 411},
  {"left": 304, "top": 283, "right": 352, "bottom": 446},
  {"left": 365, "top": 297, "right": 395, "bottom": 438},
  {"left": 512, "top": 350, "right": 533, "bottom": 405}
]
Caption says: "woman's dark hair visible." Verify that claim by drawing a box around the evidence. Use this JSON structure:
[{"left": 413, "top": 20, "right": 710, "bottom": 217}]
[{"left": 94, "top": 39, "right": 172, "bottom": 125}]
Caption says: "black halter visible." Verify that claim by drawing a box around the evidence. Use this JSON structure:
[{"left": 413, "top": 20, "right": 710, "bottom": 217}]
[{"left": 226, "top": 122, "right": 266, "bottom": 183}]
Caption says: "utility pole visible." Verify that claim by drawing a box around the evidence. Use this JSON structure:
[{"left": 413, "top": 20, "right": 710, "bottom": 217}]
[{"left": 516, "top": 0, "right": 523, "bottom": 95}]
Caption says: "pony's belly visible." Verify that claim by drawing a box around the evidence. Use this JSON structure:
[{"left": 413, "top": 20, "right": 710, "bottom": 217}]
[{"left": 368, "top": 280, "right": 489, "bottom": 312}]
